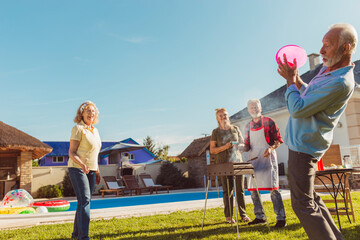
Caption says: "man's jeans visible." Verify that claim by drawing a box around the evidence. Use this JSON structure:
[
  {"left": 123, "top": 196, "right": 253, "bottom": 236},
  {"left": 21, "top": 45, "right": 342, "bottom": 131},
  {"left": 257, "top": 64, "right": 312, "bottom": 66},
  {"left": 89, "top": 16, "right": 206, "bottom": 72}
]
[
  {"left": 250, "top": 189, "right": 286, "bottom": 220},
  {"left": 69, "top": 168, "right": 96, "bottom": 240}
]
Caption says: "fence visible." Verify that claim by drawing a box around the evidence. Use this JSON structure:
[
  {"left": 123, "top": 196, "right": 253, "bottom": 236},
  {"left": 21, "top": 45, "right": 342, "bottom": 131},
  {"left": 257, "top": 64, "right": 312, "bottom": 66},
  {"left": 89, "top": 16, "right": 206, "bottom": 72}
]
[{"left": 31, "top": 162, "right": 188, "bottom": 197}]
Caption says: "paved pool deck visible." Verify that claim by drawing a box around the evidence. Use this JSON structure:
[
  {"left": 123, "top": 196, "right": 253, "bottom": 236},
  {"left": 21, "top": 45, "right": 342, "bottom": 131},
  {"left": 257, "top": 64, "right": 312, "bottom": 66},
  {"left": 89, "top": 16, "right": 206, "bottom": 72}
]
[{"left": 0, "top": 188, "right": 291, "bottom": 230}]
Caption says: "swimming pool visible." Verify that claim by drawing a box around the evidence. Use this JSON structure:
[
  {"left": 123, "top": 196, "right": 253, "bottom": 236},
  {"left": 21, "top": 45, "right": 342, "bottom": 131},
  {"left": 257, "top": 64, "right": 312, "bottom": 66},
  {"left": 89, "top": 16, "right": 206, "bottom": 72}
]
[{"left": 68, "top": 190, "right": 270, "bottom": 211}]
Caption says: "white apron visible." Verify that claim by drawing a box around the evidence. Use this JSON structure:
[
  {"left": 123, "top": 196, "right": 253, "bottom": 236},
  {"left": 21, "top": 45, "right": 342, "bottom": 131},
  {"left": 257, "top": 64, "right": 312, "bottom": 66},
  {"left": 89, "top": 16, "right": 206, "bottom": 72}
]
[{"left": 247, "top": 120, "right": 279, "bottom": 191}]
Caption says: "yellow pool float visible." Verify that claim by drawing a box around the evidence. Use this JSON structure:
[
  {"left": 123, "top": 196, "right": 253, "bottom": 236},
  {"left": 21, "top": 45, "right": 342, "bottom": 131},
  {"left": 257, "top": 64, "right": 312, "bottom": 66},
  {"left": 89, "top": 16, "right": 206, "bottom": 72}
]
[{"left": 0, "top": 207, "right": 36, "bottom": 214}]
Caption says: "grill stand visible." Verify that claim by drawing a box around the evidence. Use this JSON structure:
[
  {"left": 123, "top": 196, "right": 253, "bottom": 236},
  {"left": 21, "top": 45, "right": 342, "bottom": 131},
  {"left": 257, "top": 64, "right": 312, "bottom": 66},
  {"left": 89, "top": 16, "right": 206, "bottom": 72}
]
[{"left": 201, "top": 162, "right": 269, "bottom": 238}]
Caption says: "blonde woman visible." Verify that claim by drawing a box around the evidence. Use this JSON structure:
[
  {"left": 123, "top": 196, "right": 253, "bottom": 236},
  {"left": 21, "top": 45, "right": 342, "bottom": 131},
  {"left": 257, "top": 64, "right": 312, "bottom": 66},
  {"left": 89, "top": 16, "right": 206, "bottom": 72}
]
[
  {"left": 210, "top": 108, "right": 250, "bottom": 223},
  {"left": 68, "top": 101, "right": 101, "bottom": 240}
]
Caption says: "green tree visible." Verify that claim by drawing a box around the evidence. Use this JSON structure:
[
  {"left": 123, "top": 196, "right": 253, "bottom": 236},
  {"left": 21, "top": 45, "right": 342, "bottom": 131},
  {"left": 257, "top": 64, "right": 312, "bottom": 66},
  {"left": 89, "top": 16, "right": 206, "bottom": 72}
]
[
  {"left": 143, "top": 136, "right": 157, "bottom": 155},
  {"left": 37, "top": 185, "right": 63, "bottom": 198},
  {"left": 143, "top": 136, "right": 170, "bottom": 160},
  {"left": 157, "top": 144, "right": 169, "bottom": 160},
  {"left": 156, "top": 161, "right": 195, "bottom": 188},
  {"left": 32, "top": 159, "right": 40, "bottom": 167}
]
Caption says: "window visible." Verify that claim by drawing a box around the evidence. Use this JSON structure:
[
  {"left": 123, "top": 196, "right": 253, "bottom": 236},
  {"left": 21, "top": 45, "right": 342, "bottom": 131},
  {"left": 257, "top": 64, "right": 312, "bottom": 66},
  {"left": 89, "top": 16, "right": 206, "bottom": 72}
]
[
  {"left": 53, "top": 156, "right": 64, "bottom": 163},
  {"left": 109, "top": 155, "right": 117, "bottom": 164},
  {"left": 122, "top": 152, "right": 135, "bottom": 160}
]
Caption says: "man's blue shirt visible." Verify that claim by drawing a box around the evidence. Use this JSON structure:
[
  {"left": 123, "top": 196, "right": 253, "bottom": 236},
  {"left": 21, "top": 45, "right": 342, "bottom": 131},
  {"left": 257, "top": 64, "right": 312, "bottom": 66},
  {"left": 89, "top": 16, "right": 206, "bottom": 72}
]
[{"left": 284, "top": 65, "right": 355, "bottom": 159}]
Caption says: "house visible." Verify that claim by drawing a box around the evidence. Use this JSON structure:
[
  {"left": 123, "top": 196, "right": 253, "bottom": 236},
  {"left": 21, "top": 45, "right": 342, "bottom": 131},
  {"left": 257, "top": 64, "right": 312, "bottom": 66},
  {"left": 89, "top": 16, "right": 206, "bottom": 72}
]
[
  {"left": 101, "top": 138, "right": 156, "bottom": 165},
  {"left": 230, "top": 56, "right": 360, "bottom": 172},
  {"left": 179, "top": 136, "right": 212, "bottom": 187},
  {"left": 40, "top": 141, "right": 117, "bottom": 166},
  {"left": 0, "top": 121, "right": 52, "bottom": 196},
  {"left": 40, "top": 138, "right": 156, "bottom": 166}
]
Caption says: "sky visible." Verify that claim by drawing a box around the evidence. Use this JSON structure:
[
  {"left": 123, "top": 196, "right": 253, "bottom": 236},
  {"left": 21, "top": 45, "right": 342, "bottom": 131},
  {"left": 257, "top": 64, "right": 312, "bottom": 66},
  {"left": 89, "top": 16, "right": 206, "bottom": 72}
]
[{"left": 1, "top": 0, "right": 360, "bottom": 155}]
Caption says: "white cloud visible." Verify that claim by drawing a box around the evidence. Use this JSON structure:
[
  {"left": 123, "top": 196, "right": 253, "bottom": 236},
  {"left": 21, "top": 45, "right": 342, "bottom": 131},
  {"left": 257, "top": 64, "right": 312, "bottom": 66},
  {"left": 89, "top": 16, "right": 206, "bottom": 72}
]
[
  {"left": 133, "top": 134, "right": 196, "bottom": 156},
  {"left": 153, "top": 135, "right": 196, "bottom": 155},
  {"left": 168, "top": 143, "right": 188, "bottom": 156},
  {"left": 133, "top": 134, "right": 196, "bottom": 147},
  {"left": 0, "top": 66, "right": 46, "bottom": 76},
  {"left": 107, "top": 32, "right": 147, "bottom": 44},
  {"left": 24, "top": 97, "right": 84, "bottom": 106},
  {"left": 123, "top": 37, "right": 146, "bottom": 44},
  {"left": 143, "top": 108, "right": 170, "bottom": 112},
  {"left": 100, "top": 122, "right": 199, "bottom": 155},
  {"left": 73, "top": 56, "right": 91, "bottom": 64},
  {"left": 152, "top": 135, "right": 196, "bottom": 145},
  {"left": 133, "top": 124, "right": 184, "bottom": 133}
]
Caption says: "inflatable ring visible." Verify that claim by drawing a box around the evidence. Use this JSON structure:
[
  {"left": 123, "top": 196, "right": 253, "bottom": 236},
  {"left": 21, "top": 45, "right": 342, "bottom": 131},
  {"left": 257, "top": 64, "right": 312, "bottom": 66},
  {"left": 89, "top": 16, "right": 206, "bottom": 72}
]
[
  {"left": 0, "top": 207, "right": 36, "bottom": 214},
  {"left": 32, "top": 200, "right": 70, "bottom": 212}
]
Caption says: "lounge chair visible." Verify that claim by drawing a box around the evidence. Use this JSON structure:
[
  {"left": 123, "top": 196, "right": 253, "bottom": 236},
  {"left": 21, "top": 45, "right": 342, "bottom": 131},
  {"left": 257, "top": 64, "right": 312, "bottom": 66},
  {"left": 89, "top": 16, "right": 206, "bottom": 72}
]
[
  {"left": 122, "top": 175, "right": 154, "bottom": 195},
  {"left": 139, "top": 174, "right": 172, "bottom": 194},
  {"left": 99, "top": 176, "right": 125, "bottom": 198}
]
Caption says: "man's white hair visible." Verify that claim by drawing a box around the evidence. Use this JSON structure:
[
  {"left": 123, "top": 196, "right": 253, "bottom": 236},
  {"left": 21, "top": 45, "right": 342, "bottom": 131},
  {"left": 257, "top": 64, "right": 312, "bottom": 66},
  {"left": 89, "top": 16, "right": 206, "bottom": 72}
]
[
  {"left": 247, "top": 98, "right": 261, "bottom": 107},
  {"left": 329, "top": 23, "right": 358, "bottom": 54}
]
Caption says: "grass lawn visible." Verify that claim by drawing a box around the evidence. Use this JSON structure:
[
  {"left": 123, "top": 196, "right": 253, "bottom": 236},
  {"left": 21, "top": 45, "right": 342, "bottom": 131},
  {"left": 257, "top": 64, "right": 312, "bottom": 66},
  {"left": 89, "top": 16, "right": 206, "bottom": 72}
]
[{"left": 2, "top": 192, "right": 360, "bottom": 239}]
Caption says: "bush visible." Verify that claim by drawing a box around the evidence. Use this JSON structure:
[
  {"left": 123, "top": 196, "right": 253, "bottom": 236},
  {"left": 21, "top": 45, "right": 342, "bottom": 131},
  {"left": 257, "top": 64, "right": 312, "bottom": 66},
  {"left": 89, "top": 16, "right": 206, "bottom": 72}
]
[
  {"left": 167, "top": 157, "right": 188, "bottom": 163},
  {"left": 182, "top": 173, "right": 197, "bottom": 188},
  {"left": 32, "top": 159, "right": 40, "bottom": 167},
  {"left": 62, "top": 171, "right": 75, "bottom": 197},
  {"left": 156, "top": 162, "right": 194, "bottom": 189},
  {"left": 37, "top": 185, "right": 63, "bottom": 198}
]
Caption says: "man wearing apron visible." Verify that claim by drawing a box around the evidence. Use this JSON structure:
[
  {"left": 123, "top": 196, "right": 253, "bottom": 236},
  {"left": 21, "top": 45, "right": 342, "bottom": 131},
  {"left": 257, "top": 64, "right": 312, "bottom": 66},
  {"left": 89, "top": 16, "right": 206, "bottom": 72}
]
[
  {"left": 210, "top": 108, "right": 251, "bottom": 224},
  {"left": 244, "top": 99, "right": 286, "bottom": 228}
]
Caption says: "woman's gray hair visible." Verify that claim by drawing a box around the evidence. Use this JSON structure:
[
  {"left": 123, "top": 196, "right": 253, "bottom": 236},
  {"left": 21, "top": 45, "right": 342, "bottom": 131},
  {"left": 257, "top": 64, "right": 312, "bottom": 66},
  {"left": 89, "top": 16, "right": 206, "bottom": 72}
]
[
  {"left": 330, "top": 23, "right": 358, "bottom": 54},
  {"left": 247, "top": 99, "right": 261, "bottom": 107}
]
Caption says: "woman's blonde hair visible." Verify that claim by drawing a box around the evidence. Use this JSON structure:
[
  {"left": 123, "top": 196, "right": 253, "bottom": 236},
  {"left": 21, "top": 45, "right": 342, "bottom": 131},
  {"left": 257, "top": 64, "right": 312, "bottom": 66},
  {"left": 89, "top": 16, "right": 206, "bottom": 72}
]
[
  {"left": 74, "top": 101, "right": 99, "bottom": 124},
  {"left": 215, "top": 108, "right": 227, "bottom": 115}
]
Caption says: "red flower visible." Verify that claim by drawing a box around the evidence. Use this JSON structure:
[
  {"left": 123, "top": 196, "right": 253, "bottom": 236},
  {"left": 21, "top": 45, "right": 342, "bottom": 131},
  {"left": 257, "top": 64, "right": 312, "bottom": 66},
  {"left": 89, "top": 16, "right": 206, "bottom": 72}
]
[{"left": 3, "top": 195, "right": 13, "bottom": 205}]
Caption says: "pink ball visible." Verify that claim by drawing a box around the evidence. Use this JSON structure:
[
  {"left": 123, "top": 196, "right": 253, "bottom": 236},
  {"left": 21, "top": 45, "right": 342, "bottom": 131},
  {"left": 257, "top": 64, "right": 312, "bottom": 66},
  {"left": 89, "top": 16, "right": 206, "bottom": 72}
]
[{"left": 276, "top": 45, "right": 307, "bottom": 68}]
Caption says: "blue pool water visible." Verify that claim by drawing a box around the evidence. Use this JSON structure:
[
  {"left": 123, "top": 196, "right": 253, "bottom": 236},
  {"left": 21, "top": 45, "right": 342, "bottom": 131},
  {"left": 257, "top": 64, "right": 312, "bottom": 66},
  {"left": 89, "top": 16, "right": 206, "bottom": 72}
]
[{"left": 68, "top": 190, "right": 269, "bottom": 211}]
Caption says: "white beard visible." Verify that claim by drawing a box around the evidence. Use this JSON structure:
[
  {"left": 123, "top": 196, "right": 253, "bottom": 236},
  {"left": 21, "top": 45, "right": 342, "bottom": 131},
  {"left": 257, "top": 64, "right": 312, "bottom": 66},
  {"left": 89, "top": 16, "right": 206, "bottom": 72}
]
[
  {"left": 250, "top": 113, "right": 261, "bottom": 118},
  {"left": 322, "top": 53, "right": 343, "bottom": 67}
]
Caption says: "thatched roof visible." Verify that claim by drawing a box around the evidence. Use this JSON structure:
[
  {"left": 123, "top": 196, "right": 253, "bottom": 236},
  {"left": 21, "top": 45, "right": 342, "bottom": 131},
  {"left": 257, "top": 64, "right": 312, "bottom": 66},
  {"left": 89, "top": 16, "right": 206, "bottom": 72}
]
[
  {"left": 0, "top": 121, "right": 52, "bottom": 159},
  {"left": 179, "top": 136, "right": 211, "bottom": 158}
]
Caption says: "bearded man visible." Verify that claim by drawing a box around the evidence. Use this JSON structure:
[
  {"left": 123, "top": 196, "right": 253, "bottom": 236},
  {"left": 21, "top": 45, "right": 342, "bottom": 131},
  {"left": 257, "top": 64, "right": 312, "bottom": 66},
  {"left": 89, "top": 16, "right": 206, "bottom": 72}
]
[
  {"left": 244, "top": 99, "right": 286, "bottom": 228},
  {"left": 277, "top": 23, "right": 358, "bottom": 240}
]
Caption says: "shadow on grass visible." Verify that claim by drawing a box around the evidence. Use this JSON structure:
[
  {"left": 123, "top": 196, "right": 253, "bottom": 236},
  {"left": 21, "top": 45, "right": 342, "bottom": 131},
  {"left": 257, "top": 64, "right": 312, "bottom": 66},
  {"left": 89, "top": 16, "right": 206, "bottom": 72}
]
[
  {"left": 341, "top": 224, "right": 360, "bottom": 240},
  {"left": 76, "top": 221, "right": 306, "bottom": 240}
]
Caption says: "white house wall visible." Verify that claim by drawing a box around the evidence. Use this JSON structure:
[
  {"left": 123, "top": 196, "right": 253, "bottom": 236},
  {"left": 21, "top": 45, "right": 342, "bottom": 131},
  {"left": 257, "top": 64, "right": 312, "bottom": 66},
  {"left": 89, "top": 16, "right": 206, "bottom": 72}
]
[
  {"left": 332, "top": 113, "right": 350, "bottom": 146},
  {"left": 232, "top": 105, "right": 351, "bottom": 173}
]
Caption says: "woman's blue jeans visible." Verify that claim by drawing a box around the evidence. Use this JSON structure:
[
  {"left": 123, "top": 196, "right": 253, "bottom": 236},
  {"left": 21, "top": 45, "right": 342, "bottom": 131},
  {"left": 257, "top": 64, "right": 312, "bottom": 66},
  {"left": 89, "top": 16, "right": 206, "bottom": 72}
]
[{"left": 68, "top": 168, "right": 96, "bottom": 240}]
